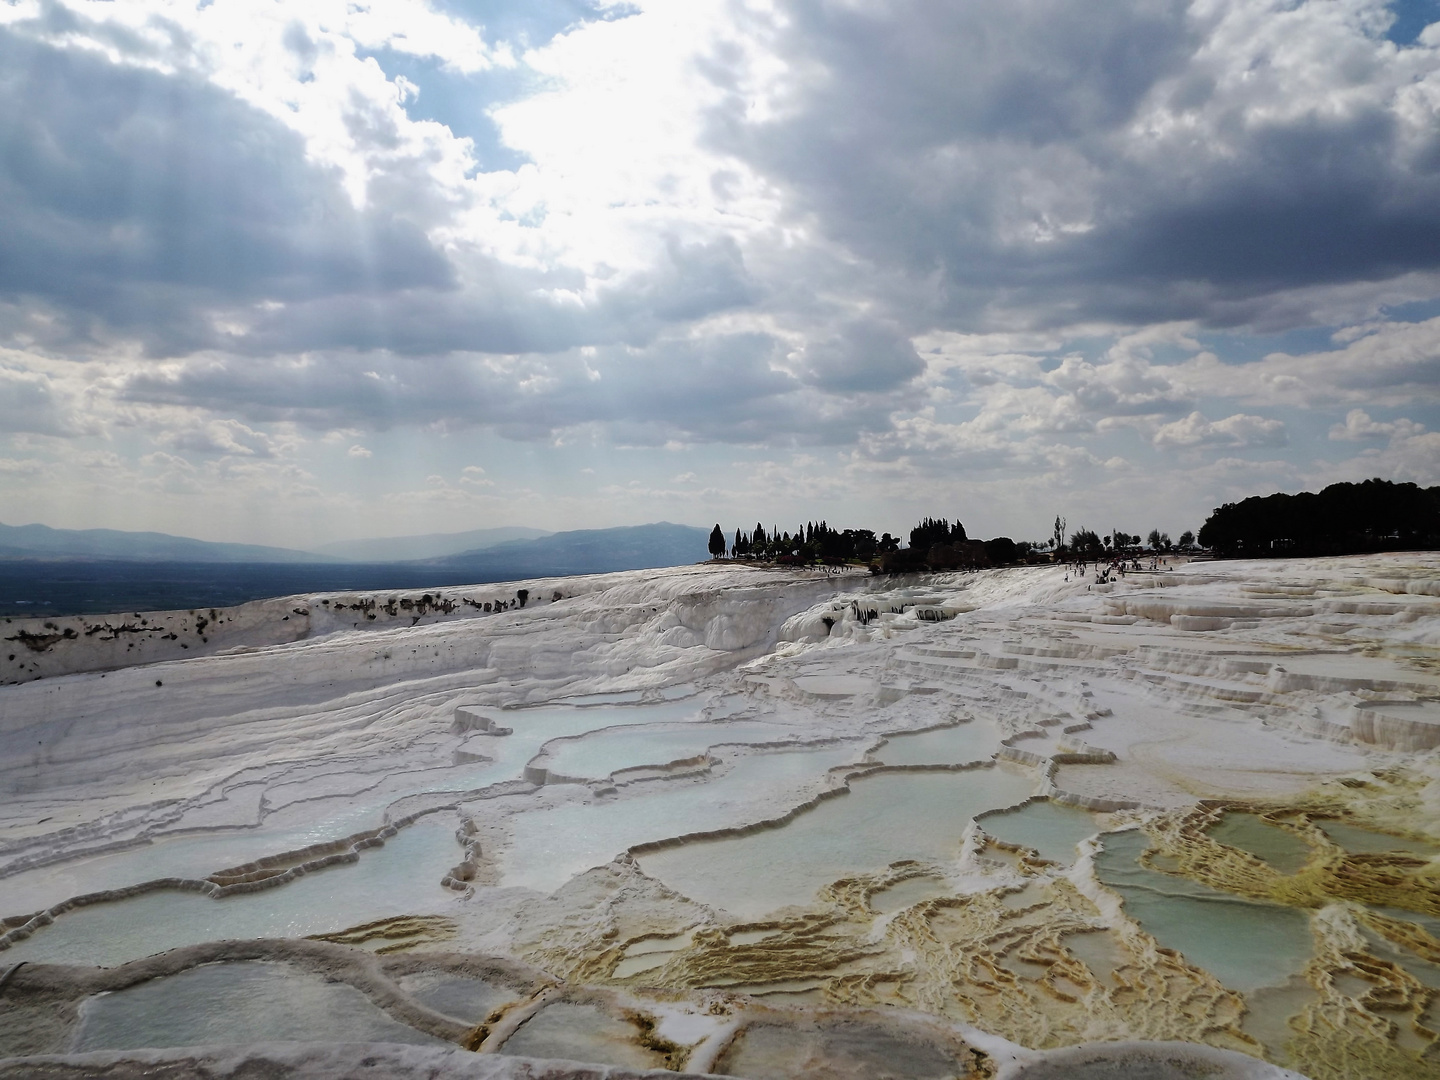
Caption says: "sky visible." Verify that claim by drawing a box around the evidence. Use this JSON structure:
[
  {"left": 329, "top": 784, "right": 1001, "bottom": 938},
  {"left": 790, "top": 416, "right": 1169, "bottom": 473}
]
[{"left": 1, "top": 0, "right": 1439, "bottom": 549}]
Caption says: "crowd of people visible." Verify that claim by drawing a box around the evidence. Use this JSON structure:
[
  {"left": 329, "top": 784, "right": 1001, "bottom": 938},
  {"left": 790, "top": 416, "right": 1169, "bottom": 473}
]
[{"left": 1064, "top": 553, "right": 1171, "bottom": 588}]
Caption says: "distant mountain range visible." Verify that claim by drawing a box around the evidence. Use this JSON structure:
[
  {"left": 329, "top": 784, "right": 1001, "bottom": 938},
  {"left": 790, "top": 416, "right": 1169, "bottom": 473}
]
[
  {"left": 0, "top": 520, "right": 713, "bottom": 577},
  {"left": 311, "top": 526, "right": 551, "bottom": 563},
  {"left": 430, "top": 522, "right": 712, "bottom": 576},
  {"left": 0, "top": 522, "right": 335, "bottom": 564}
]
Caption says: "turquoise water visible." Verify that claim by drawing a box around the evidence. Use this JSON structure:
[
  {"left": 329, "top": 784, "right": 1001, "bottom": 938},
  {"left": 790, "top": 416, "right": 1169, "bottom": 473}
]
[
  {"left": 1208, "top": 813, "right": 1314, "bottom": 875},
  {"left": 637, "top": 767, "right": 1034, "bottom": 919},
  {"left": 503, "top": 747, "right": 863, "bottom": 893},
  {"left": 3, "top": 817, "right": 463, "bottom": 967},
  {"left": 1094, "top": 830, "right": 1313, "bottom": 993},
  {"left": 872, "top": 722, "right": 999, "bottom": 765},
  {"left": 1317, "top": 820, "right": 1439, "bottom": 857},
  {"left": 540, "top": 719, "right": 795, "bottom": 779},
  {"left": 980, "top": 800, "right": 1098, "bottom": 864}
]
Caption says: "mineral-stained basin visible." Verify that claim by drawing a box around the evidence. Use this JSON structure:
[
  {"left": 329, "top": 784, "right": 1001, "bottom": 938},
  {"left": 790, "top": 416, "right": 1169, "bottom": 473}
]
[
  {"left": 1317, "top": 820, "right": 1440, "bottom": 856},
  {"left": 395, "top": 972, "right": 520, "bottom": 1023},
  {"left": 1208, "top": 812, "right": 1314, "bottom": 875},
  {"left": 1094, "top": 830, "right": 1313, "bottom": 993}
]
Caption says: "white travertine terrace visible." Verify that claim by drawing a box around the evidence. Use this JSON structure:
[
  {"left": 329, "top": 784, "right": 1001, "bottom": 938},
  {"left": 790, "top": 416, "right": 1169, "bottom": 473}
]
[{"left": 3, "top": 553, "right": 1440, "bottom": 1078}]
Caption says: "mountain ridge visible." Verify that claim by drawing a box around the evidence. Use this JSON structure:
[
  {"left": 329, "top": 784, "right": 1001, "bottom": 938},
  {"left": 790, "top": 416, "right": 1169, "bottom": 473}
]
[
  {"left": 312, "top": 526, "right": 551, "bottom": 563},
  {"left": 431, "top": 521, "right": 711, "bottom": 574},
  {"left": 0, "top": 522, "right": 338, "bottom": 564}
]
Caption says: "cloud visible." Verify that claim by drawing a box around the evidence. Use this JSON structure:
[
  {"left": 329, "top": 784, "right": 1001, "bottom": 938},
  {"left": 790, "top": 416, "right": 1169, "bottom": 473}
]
[
  {"left": 1045, "top": 351, "right": 1192, "bottom": 419},
  {"left": 794, "top": 320, "right": 925, "bottom": 393},
  {"left": 0, "top": 0, "right": 1438, "bottom": 544},
  {"left": 1180, "top": 316, "right": 1440, "bottom": 407},
  {"left": 706, "top": 0, "right": 1440, "bottom": 330},
  {"left": 163, "top": 420, "right": 282, "bottom": 458},
  {"left": 116, "top": 331, "right": 901, "bottom": 444},
  {"left": 1329, "top": 408, "right": 1427, "bottom": 441},
  {"left": 0, "top": 25, "right": 454, "bottom": 356},
  {"left": 1152, "top": 411, "right": 1288, "bottom": 450},
  {"left": 0, "top": 365, "right": 84, "bottom": 435}
]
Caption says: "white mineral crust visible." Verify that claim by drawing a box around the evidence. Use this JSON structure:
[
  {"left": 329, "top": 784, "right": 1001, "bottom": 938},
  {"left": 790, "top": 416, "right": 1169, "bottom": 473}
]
[{"left": 3, "top": 554, "right": 1439, "bottom": 1078}]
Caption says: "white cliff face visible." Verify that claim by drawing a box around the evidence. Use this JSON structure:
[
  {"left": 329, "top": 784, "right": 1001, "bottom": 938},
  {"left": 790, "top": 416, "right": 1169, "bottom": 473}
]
[{"left": 2, "top": 555, "right": 1440, "bottom": 1080}]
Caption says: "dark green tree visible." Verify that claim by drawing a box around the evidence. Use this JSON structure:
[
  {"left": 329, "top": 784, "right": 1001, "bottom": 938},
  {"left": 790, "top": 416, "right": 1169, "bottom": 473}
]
[
  {"left": 910, "top": 517, "right": 966, "bottom": 550},
  {"left": 1198, "top": 479, "right": 1440, "bottom": 556},
  {"left": 708, "top": 524, "right": 726, "bottom": 559}
]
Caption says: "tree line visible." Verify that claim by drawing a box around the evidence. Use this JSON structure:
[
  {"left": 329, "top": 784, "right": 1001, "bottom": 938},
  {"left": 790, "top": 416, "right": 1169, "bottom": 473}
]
[
  {"left": 1197, "top": 479, "right": 1440, "bottom": 557},
  {"left": 706, "top": 512, "right": 1206, "bottom": 571},
  {"left": 700, "top": 477, "right": 1440, "bottom": 571},
  {"left": 706, "top": 518, "right": 1043, "bottom": 572},
  {"left": 708, "top": 521, "right": 901, "bottom": 564},
  {"left": 1057, "top": 519, "right": 1195, "bottom": 559}
]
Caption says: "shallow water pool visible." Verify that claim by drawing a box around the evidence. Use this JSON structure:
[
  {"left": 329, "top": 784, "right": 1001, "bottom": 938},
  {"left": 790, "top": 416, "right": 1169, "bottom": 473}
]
[
  {"left": 3, "top": 816, "right": 463, "bottom": 967},
  {"left": 71, "top": 961, "right": 443, "bottom": 1051},
  {"left": 499, "top": 1002, "right": 664, "bottom": 1070},
  {"left": 1317, "top": 820, "right": 1439, "bottom": 857},
  {"left": 871, "top": 721, "right": 1000, "bottom": 766},
  {"left": 1094, "top": 830, "right": 1313, "bottom": 993},
  {"left": 2, "top": 698, "right": 722, "bottom": 919},
  {"left": 502, "top": 747, "right": 863, "bottom": 893},
  {"left": 1208, "top": 813, "right": 1314, "bottom": 875},
  {"left": 716, "top": 1020, "right": 964, "bottom": 1080},
  {"left": 540, "top": 719, "right": 797, "bottom": 780},
  {"left": 637, "top": 767, "right": 1035, "bottom": 919},
  {"left": 869, "top": 875, "right": 952, "bottom": 914},
  {"left": 396, "top": 972, "right": 519, "bottom": 1023},
  {"left": 979, "top": 800, "right": 1098, "bottom": 864}
]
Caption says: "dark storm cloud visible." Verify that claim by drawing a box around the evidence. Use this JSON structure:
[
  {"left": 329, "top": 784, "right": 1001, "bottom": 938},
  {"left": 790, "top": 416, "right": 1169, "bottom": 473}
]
[
  {"left": 797, "top": 320, "right": 925, "bottom": 393},
  {"left": 0, "top": 28, "right": 453, "bottom": 354},
  {"left": 708, "top": 0, "right": 1440, "bottom": 330}
]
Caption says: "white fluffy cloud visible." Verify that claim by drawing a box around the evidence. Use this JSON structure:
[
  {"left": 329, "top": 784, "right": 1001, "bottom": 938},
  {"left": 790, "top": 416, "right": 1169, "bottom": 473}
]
[
  {"left": 1153, "top": 411, "right": 1288, "bottom": 449},
  {"left": 1329, "top": 408, "right": 1427, "bottom": 440}
]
